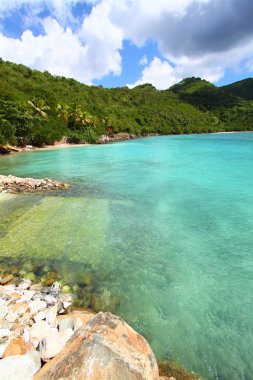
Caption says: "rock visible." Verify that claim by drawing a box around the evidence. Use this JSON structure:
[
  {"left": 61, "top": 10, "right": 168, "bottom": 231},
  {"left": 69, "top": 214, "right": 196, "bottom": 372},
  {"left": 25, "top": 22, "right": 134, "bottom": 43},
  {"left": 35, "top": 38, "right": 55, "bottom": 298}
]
[
  {"left": 0, "top": 306, "right": 9, "bottom": 320},
  {"left": 38, "top": 329, "right": 70, "bottom": 361},
  {"left": 76, "top": 273, "right": 92, "bottom": 286},
  {"left": 3, "top": 337, "right": 26, "bottom": 357},
  {"left": 18, "top": 279, "right": 32, "bottom": 291},
  {"left": 18, "top": 291, "right": 35, "bottom": 303},
  {"left": 50, "top": 282, "right": 61, "bottom": 296},
  {"left": 44, "top": 295, "right": 57, "bottom": 307},
  {"left": 34, "top": 312, "right": 159, "bottom": 380},
  {"left": 0, "top": 299, "right": 7, "bottom": 307},
  {"left": 29, "top": 299, "right": 47, "bottom": 316},
  {"left": 0, "top": 320, "right": 9, "bottom": 329},
  {"left": 63, "top": 300, "right": 72, "bottom": 309},
  {"left": 0, "top": 342, "right": 9, "bottom": 359},
  {"left": 25, "top": 272, "right": 35, "bottom": 281},
  {"left": 91, "top": 287, "right": 120, "bottom": 312},
  {"left": 45, "top": 306, "right": 57, "bottom": 326},
  {"left": 8, "top": 292, "right": 21, "bottom": 302},
  {"left": 62, "top": 285, "right": 71, "bottom": 293},
  {"left": 0, "top": 329, "right": 11, "bottom": 339},
  {"left": 57, "top": 311, "right": 94, "bottom": 329},
  {"left": 33, "top": 310, "right": 47, "bottom": 323},
  {"left": 0, "top": 350, "right": 41, "bottom": 380},
  {"left": 0, "top": 145, "right": 11, "bottom": 154},
  {"left": 30, "top": 284, "right": 43, "bottom": 292},
  {"left": 58, "top": 317, "right": 75, "bottom": 332},
  {"left": 0, "top": 175, "right": 69, "bottom": 194},
  {"left": 30, "top": 321, "right": 53, "bottom": 348},
  {"left": 5, "top": 310, "right": 18, "bottom": 323},
  {"left": 0, "top": 275, "right": 14, "bottom": 285}
]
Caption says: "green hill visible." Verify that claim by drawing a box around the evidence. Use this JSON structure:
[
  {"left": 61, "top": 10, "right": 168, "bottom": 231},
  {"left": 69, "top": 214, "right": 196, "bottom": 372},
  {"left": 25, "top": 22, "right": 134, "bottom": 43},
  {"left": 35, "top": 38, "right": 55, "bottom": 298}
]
[
  {"left": 221, "top": 78, "right": 253, "bottom": 101},
  {"left": 0, "top": 60, "right": 252, "bottom": 147},
  {"left": 169, "top": 77, "right": 253, "bottom": 131}
]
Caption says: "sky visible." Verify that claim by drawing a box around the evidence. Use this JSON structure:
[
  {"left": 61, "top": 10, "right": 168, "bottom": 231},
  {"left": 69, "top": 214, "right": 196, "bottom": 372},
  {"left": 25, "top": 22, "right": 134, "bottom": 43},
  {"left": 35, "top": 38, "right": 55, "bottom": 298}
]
[{"left": 0, "top": 0, "right": 253, "bottom": 89}]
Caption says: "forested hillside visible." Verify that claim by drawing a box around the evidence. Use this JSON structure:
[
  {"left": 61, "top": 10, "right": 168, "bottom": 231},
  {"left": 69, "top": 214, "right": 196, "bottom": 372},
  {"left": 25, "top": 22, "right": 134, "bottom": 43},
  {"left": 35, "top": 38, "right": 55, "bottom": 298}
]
[
  {"left": 0, "top": 59, "right": 252, "bottom": 147},
  {"left": 221, "top": 78, "right": 253, "bottom": 101}
]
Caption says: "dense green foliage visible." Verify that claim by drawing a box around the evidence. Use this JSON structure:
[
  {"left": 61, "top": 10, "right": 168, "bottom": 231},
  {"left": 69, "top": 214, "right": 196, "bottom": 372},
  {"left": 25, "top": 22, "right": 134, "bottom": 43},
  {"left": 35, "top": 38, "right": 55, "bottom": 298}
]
[
  {"left": 170, "top": 77, "right": 253, "bottom": 131},
  {"left": 0, "top": 59, "right": 252, "bottom": 146},
  {"left": 222, "top": 78, "right": 253, "bottom": 101}
]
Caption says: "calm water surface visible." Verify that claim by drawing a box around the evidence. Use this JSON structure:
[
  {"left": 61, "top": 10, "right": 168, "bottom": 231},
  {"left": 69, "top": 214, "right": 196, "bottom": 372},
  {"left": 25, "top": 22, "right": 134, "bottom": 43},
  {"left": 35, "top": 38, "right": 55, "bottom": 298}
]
[{"left": 0, "top": 133, "right": 253, "bottom": 380}]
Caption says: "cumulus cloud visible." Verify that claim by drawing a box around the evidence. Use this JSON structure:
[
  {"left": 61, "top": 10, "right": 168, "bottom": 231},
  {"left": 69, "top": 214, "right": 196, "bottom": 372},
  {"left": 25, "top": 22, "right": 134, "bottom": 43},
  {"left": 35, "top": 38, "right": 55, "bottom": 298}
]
[
  {"left": 0, "top": 0, "right": 253, "bottom": 87},
  {"left": 0, "top": 13, "right": 122, "bottom": 83},
  {"left": 129, "top": 56, "right": 224, "bottom": 90},
  {"left": 129, "top": 57, "right": 178, "bottom": 89}
]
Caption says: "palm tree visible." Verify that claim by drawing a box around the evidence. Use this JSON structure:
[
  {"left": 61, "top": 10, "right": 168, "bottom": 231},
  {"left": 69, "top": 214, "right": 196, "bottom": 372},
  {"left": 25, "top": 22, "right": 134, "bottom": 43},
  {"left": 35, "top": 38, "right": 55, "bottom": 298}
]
[
  {"left": 56, "top": 104, "right": 70, "bottom": 126},
  {"left": 28, "top": 98, "right": 50, "bottom": 120},
  {"left": 68, "top": 104, "right": 83, "bottom": 130}
]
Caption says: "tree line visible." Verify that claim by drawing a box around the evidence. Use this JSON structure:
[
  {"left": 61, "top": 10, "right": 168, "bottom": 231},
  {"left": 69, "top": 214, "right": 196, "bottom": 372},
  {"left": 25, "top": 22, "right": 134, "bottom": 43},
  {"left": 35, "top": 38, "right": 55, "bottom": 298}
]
[{"left": 0, "top": 59, "right": 252, "bottom": 147}]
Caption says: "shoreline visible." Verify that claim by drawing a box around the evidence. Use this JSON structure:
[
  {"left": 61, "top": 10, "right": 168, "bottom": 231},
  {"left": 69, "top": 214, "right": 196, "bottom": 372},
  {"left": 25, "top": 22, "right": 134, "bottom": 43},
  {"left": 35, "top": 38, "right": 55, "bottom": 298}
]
[
  {"left": 0, "top": 130, "right": 249, "bottom": 158},
  {"left": 0, "top": 275, "right": 201, "bottom": 380}
]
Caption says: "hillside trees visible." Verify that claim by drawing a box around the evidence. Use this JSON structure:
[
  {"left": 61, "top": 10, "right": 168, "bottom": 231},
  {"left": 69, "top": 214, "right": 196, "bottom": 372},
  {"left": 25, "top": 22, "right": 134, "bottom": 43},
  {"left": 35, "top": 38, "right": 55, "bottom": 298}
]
[{"left": 0, "top": 59, "right": 252, "bottom": 148}]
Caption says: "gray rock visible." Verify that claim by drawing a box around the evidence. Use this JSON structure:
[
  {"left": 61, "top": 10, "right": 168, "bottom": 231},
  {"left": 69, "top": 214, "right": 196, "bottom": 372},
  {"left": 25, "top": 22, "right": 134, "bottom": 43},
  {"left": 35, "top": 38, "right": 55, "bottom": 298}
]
[
  {"left": 50, "top": 282, "right": 61, "bottom": 296},
  {"left": 0, "top": 350, "right": 41, "bottom": 380},
  {"left": 44, "top": 295, "right": 57, "bottom": 306},
  {"left": 58, "top": 317, "right": 73, "bottom": 332}
]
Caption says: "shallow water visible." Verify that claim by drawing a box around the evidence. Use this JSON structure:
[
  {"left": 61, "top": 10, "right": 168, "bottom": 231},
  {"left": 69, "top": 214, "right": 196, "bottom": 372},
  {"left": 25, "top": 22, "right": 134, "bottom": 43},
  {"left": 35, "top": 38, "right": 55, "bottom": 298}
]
[{"left": 0, "top": 133, "right": 253, "bottom": 380}]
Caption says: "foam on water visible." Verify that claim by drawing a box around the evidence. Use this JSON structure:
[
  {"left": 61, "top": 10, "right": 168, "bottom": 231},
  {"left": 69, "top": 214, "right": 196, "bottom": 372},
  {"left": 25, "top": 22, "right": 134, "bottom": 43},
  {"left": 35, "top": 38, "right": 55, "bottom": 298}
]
[{"left": 0, "top": 132, "right": 253, "bottom": 380}]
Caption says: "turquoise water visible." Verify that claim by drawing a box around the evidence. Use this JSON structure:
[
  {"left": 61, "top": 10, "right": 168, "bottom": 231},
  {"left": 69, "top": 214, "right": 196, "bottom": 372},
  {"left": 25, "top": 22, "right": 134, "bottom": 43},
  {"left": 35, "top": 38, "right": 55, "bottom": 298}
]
[{"left": 0, "top": 132, "right": 253, "bottom": 380}]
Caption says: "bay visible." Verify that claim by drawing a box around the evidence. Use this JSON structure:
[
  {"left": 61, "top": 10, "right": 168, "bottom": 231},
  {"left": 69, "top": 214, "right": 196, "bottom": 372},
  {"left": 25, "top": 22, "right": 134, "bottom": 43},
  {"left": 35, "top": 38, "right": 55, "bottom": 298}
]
[{"left": 0, "top": 132, "right": 252, "bottom": 380}]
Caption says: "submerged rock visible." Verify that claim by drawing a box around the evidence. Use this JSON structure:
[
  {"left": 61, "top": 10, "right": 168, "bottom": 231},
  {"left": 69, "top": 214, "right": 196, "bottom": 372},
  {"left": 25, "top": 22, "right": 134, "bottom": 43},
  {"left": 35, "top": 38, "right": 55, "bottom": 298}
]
[{"left": 0, "top": 275, "right": 14, "bottom": 285}]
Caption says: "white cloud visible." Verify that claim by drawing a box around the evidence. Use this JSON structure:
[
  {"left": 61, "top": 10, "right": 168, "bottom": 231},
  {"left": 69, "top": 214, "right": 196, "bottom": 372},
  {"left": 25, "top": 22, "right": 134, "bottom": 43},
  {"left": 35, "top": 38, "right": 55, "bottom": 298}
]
[
  {"left": 79, "top": 1, "right": 123, "bottom": 77},
  {"left": 0, "top": 14, "right": 122, "bottom": 83},
  {"left": 129, "top": 57, "right": 179, "bottom": 89},
  {"left": 0, "top": 0, "right": 252, "bottom": 87}
]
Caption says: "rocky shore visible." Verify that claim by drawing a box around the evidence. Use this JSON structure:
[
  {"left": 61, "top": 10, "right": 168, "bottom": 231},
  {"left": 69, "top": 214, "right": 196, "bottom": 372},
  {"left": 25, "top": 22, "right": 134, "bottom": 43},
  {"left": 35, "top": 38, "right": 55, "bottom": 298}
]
[
  {"left": 0, "top": 175, "right": 69, "bottom": 194},
  {"left": 0, "top": 276, "right": 177, "bottom": 380}
]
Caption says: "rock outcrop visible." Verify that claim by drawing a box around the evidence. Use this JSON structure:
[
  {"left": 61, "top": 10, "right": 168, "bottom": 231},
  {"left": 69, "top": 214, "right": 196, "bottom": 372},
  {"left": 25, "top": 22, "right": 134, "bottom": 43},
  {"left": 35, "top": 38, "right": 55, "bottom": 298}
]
[
  {"left": 0, "top": 145, "right": 22, "bottom": 154},
  {"left": 0, "top": 277, "right": 175, "bottom": 380},
  {"left": 0, "top": 175, "right": 69, "bottom": 193},
  {"left": 97, "top": 133, "right": 136, "bottom": 144},
  {"left": 34, "top": 311, "right": 159, "bottom": 380}
]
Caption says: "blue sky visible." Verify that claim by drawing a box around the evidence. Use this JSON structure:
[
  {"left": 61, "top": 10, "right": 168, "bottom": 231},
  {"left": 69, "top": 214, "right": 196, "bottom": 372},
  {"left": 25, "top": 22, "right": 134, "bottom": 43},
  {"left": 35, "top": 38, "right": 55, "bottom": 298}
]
[{"left": 0, "top": 0, "right": 252, "bottom": 89}]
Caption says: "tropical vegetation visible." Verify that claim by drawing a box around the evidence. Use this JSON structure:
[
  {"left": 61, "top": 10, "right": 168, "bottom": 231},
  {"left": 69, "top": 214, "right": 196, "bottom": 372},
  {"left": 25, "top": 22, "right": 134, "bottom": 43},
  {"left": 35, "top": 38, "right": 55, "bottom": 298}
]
[{"left": 0, "top": 59, "right": 252, "bottom": 147}]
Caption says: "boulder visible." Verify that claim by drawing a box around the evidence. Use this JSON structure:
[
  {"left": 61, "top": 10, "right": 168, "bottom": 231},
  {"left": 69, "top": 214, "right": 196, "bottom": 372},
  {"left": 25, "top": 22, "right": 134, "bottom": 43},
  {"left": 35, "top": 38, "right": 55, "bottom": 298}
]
[
  {"left": 0, "top": 350, "right": 41, "bottom": 380},
  {"left": 0, "top": 275, "right": 14, "bottom": 285},
  {"left": 34, "top": 312, "right": 159, "bottom": 380}
]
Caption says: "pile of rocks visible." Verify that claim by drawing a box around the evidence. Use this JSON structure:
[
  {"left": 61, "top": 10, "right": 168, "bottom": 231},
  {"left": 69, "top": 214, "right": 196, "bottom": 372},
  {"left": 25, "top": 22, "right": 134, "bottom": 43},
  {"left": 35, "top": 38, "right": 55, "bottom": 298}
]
[
  {"left": 0, "top": 175, "right": 69, "bottom": 194},
  {"left": 97, "top": 133, "right": 136, "bottom": 144},
  {"left": 0, "top": 277, "right": 174, "bottom": 380},
  {"left": 0, "top": 278, "right": 95, "bottom": 379}
]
